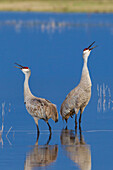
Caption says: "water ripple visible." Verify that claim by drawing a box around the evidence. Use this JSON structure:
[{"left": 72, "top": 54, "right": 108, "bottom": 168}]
[
  {"left": 0, "top": 20, "right": 113, "bottom": 33},
  {"left": 97, "top": 83, "right": 113, "bottom": 113}
]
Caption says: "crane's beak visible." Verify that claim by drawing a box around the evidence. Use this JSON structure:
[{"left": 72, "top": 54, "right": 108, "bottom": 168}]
[
  {"left": 14, "top": 63, "right": 24, "bottom": 69},
  {"left": 88, "top": 41, "right": 97, "bottom": 51},
  {"left": 89, "top": 45, "right": 97, "bottom": 51}
]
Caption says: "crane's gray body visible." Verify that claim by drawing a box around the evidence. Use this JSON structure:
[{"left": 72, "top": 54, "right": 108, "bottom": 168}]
[
  {"left": 60, "top": 54, "right": 92, "bottom": 121},
  {"left": 25, "top": 97, "right": 58, "bottom": 122}
]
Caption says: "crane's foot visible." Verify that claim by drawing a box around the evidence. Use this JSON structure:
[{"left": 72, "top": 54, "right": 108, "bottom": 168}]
[{"left": 47, "top": 122, "right": 52, "bottom": 134}]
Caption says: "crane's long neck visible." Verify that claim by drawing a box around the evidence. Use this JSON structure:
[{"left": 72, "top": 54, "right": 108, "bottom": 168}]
[
  {"left": 24, "top": 73, "right": 33, "bottom": 102},
  {"left": 80, "top": 58, "right": 92, "bottom": 88}
]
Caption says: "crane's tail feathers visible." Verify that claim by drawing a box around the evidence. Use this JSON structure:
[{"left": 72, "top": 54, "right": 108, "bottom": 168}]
[{"left": 51, "top": 104, "right": 58, "bottom": 123}]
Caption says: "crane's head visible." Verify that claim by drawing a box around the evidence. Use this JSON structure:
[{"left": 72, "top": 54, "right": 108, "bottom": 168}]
[
  {"left": 14, "top": 63, "right": 31, "bottom": 76},
  {"left": 83, "top": 41, "right": 97, "bottom": 60}
]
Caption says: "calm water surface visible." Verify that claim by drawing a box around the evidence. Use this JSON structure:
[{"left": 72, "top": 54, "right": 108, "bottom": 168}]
[{"left": 0, "top": 12, "right": 113, "bottom": 170}]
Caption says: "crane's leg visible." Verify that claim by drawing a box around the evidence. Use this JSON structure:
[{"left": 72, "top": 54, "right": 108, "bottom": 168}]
[
  {"left": 36, "top": 125, "right": 40, "bottom": 135},
  {"left": 65, "top": 118, "right": 68, "bottom": 123},
  {"left": 34, "top": 117, "right": 40, "bottom": 137},
  {"left": 74, "top": 108, "right": 78, "bottom": 129},
  {"left": 35, "top": 127, "right": 40, "bottom": 145},
  {"left": 79, "top": 124, "right": 82, "bottom": 144},
  {"left": 65, "top": 125, "right": 68, "bottom": 130},
  {"left": 75, "top": 126, "right": 77, "bottom": 138},
  {"left": 75, "top": 114, "right": 77, "bottom": 129},
  {"left": 79, "top": 113, "right": 82, "bottom": 124},
  {"left": 79, "top": 108, "right": 83, "bottom": 127},
  {"left": 46, "top": 132, "right": 52, "bottom": 145},
  {"left": 79, "top": 124, "right": 85, "bottom": 144},
  {"left": 36, "top": 124, "right": 40, "bottom": 145},
  {"left": 79, "top": 122, "right": 81, "bottom": 132},
  {"left": 47, "top": 122, "right": 52, "bottom": 134}
]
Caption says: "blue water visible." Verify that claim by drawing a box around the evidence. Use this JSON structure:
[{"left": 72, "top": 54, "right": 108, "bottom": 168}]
[{"left": 0, "top": 12, "right": 113, "bottom": 170}]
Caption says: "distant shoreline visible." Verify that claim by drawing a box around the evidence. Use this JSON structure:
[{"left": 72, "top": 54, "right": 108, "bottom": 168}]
[{"left": 0, "top": 0, "right": 113, "bottom": 13}]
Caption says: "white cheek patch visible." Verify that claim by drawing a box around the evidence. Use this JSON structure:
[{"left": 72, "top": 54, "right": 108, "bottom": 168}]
[
  {"left": 83, "top": 50, "right": 89, "bottom": 54},
  {"left": 22, "top": 69, "right": 29, "bottom": 71},
  {"left": 22, "top": 69, "right": 29, "bottom": 73}
]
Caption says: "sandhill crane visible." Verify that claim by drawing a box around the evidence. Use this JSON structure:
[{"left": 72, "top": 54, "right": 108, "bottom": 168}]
[
  {"left": 60, "top": 127, "right": 91, "bottom": 170},
  {"left": 15, "top": 63, "right": 58, "bottom": 134},
  {"left": 60, "top": 41, "right": 97, "bottom": 128}
]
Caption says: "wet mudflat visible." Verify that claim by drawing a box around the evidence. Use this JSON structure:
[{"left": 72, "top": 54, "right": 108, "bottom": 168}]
[{"left": 0, "top": 12, "right": 113, "bottom": 170}]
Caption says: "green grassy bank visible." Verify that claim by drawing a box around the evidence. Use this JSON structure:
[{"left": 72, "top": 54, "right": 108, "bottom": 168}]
[{"left": 0, "top": 0, "right": 113, "bottom": 12}]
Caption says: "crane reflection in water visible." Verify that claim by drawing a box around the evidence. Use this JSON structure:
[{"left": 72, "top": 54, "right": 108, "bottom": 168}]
[
  {"left": 24, "top": 133, "right": 58, "bottom": 170},
  {"left": 60, "top": 126, "right": 91, "bottom": 170}
]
